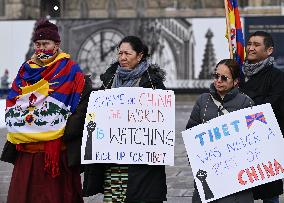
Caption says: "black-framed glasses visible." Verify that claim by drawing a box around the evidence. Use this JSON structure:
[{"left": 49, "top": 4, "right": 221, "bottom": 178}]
[{"left": 212, "top": 73, "right": 231, "bottom": 82}]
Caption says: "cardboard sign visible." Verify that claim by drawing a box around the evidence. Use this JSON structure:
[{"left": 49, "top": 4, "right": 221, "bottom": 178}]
[
  {"left": 81, "top": 87, "right": 175, "bottom": 165},
  {"left": 182, "top": 103, "right": 284, "bottom": 203}
]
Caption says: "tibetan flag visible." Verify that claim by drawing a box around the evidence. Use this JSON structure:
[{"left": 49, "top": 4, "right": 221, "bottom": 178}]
[
  {"left": 5, "top": 52, "right": 85, "bottom": 144},
  {"left": 245, "top": 112, "right": 267, "bottom": 129},
  {"left": 224, "top": 0, "right": 245, "bottom": 68}
]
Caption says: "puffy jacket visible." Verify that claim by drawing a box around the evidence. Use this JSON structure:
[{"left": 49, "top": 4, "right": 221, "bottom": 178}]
[{"left": 187, "top": 84, "right": 253, "bottom": 129}]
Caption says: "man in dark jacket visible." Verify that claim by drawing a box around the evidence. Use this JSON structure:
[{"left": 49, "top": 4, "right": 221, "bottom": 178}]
[{"left": 240, "top": 31, "right": 284, "bottom": 203}]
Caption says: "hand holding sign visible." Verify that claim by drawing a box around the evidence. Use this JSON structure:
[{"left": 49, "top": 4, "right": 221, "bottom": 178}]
[
  {"left": 182, "top": 104, "right": 284, "bottom": 203},
  {"left": 81, "top": 87, "right": 175, "bottom": 166}
]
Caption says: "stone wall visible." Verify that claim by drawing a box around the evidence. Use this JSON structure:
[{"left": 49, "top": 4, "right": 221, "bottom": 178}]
[{"left": 0, "top": 0, "right": 282, "bottom": 19}]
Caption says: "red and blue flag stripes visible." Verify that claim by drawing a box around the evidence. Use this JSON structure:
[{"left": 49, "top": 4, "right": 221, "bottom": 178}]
[
  {"left": 245, "top": 112, "right": 267, "bottom": 129},
  {"left": 6, "top": 55, "right": 85, "bottom": 113},
  {"left": 225, "top": 0, "right": 245, "bottom": 70}
]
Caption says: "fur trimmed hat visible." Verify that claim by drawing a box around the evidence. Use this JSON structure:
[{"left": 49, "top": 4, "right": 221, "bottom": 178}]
[{"left": 33, "top": 19, "right": 61, "bottom": 42}]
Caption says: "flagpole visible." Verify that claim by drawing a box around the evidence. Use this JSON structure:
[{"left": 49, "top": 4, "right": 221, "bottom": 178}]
[{"left": 224, "top": 0, "right": 233, "bottom": 59}]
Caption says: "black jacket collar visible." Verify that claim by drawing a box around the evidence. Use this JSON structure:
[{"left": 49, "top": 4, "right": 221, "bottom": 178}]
[{"left": 209, "top": 83, "right": 239, "bottom": 103}]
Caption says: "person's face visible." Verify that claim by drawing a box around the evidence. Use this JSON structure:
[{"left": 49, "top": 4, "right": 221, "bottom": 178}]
[
  {"left": 246, "top": 36, "right": 273, "bottom": 64},
  {"left": 34, "top": 40, "right": 59, "bottom": 63},
  {"left": 118, "top": 42, "right": 143, "bottom": 70},
  {"left": 213, "top": 64, "right": 238, "bottom": 97}
]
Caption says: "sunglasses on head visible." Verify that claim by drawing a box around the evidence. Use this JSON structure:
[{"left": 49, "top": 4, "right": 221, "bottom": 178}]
[{"left": 212, "top": 73, "right": 231, "bottom": 82}]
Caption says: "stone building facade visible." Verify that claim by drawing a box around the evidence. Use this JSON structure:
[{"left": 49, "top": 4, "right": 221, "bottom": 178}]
[
  {"left": 0, "top": 0, "right": 283, "bottom": 19},
  {"left": 2, "top": 0, "right": 283, "bottom": 88}
]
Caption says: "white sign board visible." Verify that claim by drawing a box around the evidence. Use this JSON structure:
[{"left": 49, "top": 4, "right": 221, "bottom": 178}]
[
  {"left": 81, "top": 87, "right": 175, "bottom": 165},
  {"left": 182, "top": 103, "right": 284, "bottom": 203}
]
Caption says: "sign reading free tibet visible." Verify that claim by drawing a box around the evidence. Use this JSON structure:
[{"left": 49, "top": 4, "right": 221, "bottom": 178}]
[
  {"left": 81, "top": 87, "right": 175, "bottom": 165},
  {"left": 182, "top": 103, "right": 284, "bottom": 203}
]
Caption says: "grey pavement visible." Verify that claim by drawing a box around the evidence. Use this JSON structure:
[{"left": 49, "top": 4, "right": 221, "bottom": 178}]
[{"left": 0, "top": 94, "right": 284, "bottom": 203}]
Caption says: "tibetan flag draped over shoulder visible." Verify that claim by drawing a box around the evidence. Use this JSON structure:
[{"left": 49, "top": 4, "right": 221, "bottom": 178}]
[
  {"left": 5, "top": 52, "right": 85, "bottom": 144},
  {"left": 5, "top": 52, "right": 85, "bottom": 177},
  {"left": 224, "top": 0, "right": 245, "bottom": 67}
]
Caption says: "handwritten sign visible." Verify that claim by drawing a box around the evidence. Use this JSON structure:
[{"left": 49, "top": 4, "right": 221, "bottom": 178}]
[
  {"left": 81, "top": 87, "right": 175, "bottom": 165},
  {"left": 182, "top": 104, "right": 284, "bottom": 203}
]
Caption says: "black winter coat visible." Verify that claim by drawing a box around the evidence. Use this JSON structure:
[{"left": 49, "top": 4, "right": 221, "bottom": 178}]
[
  {"left": 83, "top": 62, "right": 167, "bottom": 202},
  {"left": 1, "top": 75, "right": 92, "bottom": 167},
  {"left": 186, "top": 84, "right": 253, "bottom": 129},
  {"left": 239, "top": 65, "right": 284, "bottom": 200},
  {"left": 186, "top": 84, "right": 254, "bottom": 202}
]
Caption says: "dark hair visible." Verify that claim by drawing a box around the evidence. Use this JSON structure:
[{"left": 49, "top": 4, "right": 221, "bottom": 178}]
[
  {"left": 215, "top": 59, "right": 240, "bottom": 80},
  {"left": 118, "top": 36, "right": 150, "bottom": 61},
  {"left": 248, "top": 31, "right": 274, "bottom": 49}
]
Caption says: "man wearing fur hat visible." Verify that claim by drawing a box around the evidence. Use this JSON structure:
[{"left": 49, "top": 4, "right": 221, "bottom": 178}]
[{"left": 1, "top": 19, "right": 92, "bottom": 203}]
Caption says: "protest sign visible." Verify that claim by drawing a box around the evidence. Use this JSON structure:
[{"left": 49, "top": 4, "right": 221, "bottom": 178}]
[
  {"left": 182, "top": 103, "right": 284, "bottom": 203},
  {"left": 81, "top": 87, "right": 175, "bottom": 165}
]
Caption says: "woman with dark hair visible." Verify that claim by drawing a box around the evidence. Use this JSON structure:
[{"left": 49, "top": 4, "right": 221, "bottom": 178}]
[
  {"left": 186, "top": 59, "right": 254, "bottom": 203},
  {"left": 83, "top": 36, "right": 167, "bottom": 203}
]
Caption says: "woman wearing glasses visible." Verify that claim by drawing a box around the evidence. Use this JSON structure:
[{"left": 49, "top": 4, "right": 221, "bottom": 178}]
[{"left": 186, "top": 59, "right": 254, "bottom": 203}]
